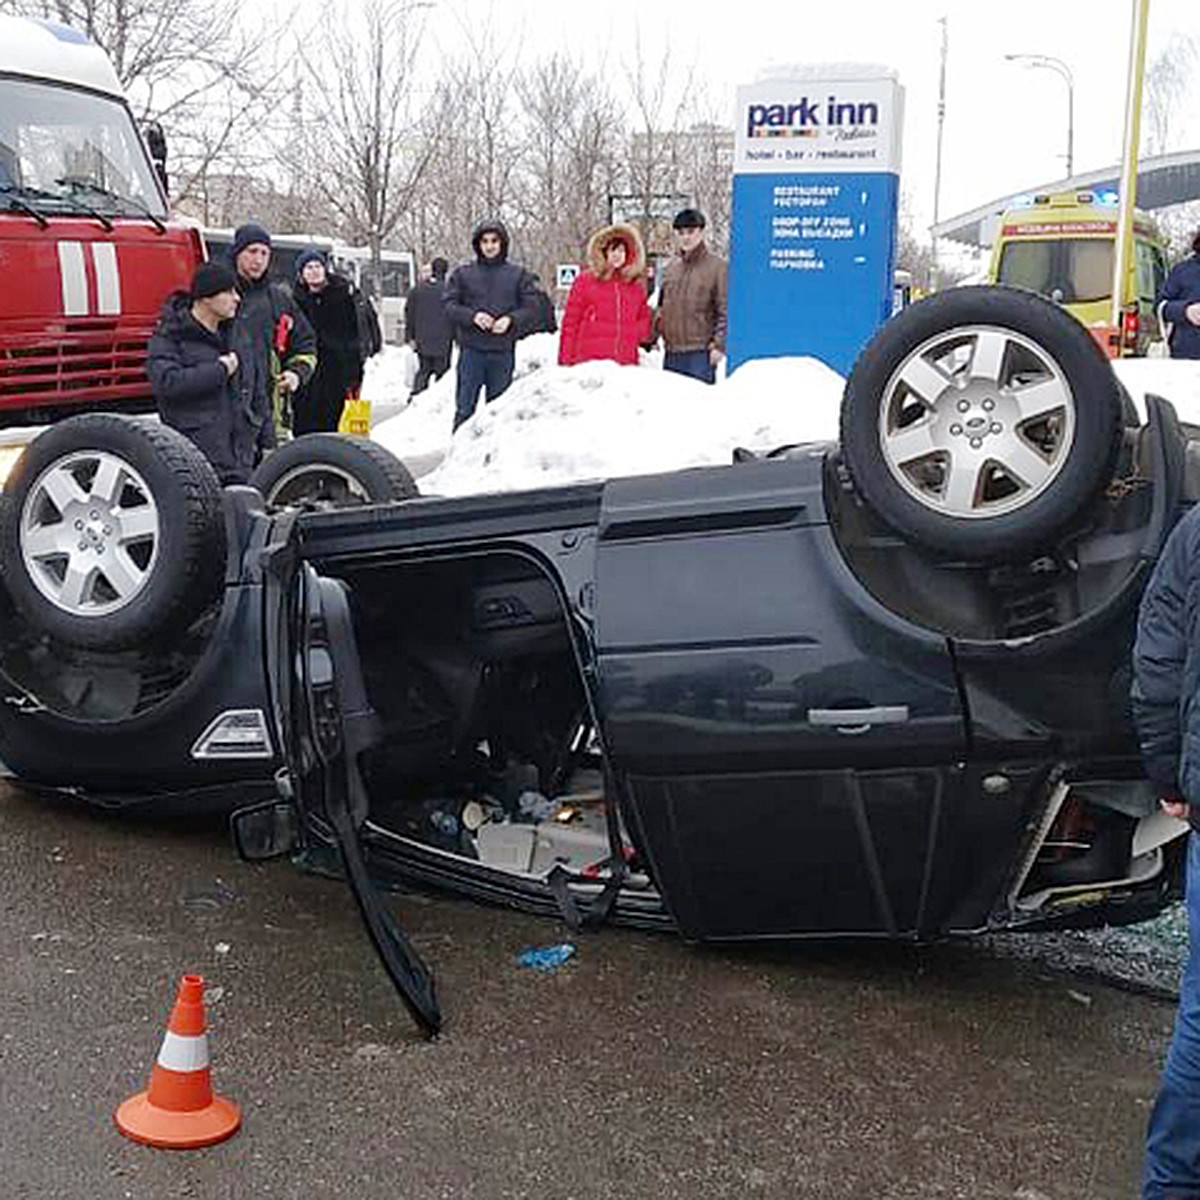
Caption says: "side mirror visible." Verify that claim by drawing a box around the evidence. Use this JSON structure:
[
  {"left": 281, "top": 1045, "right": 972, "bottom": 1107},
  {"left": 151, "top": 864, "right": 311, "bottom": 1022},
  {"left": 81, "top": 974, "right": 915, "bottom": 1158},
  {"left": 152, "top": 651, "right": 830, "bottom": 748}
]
[
  {"left": 143, "top": 120, "right": 169, "bottom": 196},
  {"left": 230, "top": 800, "right": 299, "bottom": 861}
]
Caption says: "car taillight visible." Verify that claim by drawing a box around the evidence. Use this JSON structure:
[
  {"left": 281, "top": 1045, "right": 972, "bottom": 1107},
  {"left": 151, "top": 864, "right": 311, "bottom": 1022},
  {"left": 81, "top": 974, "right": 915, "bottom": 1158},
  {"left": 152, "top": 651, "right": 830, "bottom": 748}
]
[{"left": 1120, "top": 305, "right": 1140, "bottom": 354}]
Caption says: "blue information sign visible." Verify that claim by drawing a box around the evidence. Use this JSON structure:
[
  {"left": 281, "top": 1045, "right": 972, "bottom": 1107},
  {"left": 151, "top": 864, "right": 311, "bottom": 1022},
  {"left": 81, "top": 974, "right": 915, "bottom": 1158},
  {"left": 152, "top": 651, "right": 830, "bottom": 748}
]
[{"left": 727, "top": 70, "right": 905, "bottom": 377}]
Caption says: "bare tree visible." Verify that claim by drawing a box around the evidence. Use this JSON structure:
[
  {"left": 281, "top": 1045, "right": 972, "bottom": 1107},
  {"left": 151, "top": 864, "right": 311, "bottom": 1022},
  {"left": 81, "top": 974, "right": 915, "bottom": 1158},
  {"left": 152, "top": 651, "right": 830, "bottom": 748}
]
[
  {"left": 1143, "top": 34, "right": 1196, "bottom": 157},
  {"left": 618, "top": 33, "right": 696, "bottom": 254},
  {"left": 512, "top": 53, "right": 623, "bottom": 279},
  {"left": 287, "top": 0, "right": 432, "bottom": 297}
]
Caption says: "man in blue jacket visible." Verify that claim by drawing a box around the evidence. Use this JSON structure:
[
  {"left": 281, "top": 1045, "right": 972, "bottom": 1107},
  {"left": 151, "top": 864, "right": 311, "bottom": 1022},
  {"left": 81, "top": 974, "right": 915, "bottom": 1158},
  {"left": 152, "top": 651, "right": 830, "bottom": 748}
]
[
  {"left": 1158, "top": 228, "right": 1200, "bottom": 360},
  {"left": 443, "top": 219, "right": 539, "bottom": 430},
  {"left": 1133, "top": 503, "right": 1200, "bottom": 1198}
]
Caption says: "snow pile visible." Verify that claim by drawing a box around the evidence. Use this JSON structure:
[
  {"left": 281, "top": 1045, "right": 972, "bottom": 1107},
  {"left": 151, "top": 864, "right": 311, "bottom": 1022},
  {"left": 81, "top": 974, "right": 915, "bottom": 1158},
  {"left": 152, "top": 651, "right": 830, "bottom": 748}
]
[
  {"left": 361, "top": 343, "right": 418, "bottom": 402},
  {"left": 370, "top": 334, "right": 561, "bottom": 460},
  {"left": 418, "top": 355, "right": 844, "bottom": 497},
  {"left": 368, "top": 323, "right": 1200, "bottom": 501}
]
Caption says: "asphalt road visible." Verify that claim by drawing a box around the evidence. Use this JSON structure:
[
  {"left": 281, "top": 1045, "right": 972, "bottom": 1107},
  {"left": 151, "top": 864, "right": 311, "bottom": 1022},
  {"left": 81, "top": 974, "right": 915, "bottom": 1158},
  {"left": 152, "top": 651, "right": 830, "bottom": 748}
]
[{"left": 0, "top": 780, "right": 1177, "bottom": 1200}]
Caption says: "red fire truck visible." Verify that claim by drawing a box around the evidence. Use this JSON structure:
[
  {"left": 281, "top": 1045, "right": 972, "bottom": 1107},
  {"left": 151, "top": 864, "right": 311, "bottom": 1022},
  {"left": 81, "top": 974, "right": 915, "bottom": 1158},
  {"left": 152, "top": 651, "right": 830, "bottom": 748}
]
[{"left": 0, "top": 16, "right": 204, "bottom": 424}]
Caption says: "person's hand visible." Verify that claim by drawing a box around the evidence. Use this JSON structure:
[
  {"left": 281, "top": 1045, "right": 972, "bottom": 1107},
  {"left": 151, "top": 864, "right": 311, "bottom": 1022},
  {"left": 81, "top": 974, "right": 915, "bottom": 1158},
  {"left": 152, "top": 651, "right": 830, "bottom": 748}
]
[
  {"left": 218, "top": 352, "right": 238, "bottom": 377},
  {"left": 709, "top": 346, "right": 724, "bottom": 367},
  {"left": 1161, "top": 797, "right": 1191, "bottom": 821},
  {"left": 1185, "top": 302, "right": 1200, "bottom": 328},
  {"left": 491, "top": 314, "right": 512, "bottom": 335},
  {"left": 279, "top": 369, "right": 300, "bottom": 394},
  {"left": 473, "top": 311, "right": 495, "bottom": 331}
]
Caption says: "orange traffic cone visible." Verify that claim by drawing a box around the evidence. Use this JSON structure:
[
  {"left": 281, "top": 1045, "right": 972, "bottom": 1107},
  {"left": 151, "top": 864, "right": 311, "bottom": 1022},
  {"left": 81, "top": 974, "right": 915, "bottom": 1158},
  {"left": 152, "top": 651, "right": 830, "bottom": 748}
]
[{"left": 114, "top": 973, "right": 241, "bottom": 1149}]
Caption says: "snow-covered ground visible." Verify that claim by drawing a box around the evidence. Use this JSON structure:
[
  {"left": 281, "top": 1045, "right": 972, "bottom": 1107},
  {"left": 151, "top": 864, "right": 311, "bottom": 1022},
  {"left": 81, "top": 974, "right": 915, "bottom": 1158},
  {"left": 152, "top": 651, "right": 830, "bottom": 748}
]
[
  {"left": 1112, "top": 357, "right": 1200, "bottom": 423},
  {"left": 365, "top": 333, "right": 1200, "bottom": 498},
  {"left": 369, "top": 336, "right": 844, "bottom": 496}
]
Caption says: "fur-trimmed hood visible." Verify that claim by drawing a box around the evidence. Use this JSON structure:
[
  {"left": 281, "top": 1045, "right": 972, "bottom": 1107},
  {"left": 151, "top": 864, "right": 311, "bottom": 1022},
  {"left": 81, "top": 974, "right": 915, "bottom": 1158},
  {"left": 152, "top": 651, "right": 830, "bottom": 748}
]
[{"left": 585, "top": 223, "right": 646, "bottom": 281}]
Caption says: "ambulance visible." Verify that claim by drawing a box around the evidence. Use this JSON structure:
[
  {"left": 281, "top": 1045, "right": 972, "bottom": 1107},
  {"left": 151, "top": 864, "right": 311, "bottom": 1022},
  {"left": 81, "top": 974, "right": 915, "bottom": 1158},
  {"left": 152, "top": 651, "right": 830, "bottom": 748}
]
[
  {"left": 987, "top": 189, "right": 1169, "bottom": 357},
  {"left": 0, "top": 16, "right": 204, "bottom": 423}
]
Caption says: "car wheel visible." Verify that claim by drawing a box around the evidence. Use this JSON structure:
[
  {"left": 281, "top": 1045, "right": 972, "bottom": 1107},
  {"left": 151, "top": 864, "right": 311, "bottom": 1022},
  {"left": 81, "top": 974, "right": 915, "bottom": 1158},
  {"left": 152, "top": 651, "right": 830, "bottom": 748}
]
[
  {"left": 840, "top": 286, "right": 1123, "bottom": 560},
  {"left": 250, "top": 434, "right": 419, "bottom": 509},
  {"left": 0, "top": 415, "right": 226, "bottom": 650}
]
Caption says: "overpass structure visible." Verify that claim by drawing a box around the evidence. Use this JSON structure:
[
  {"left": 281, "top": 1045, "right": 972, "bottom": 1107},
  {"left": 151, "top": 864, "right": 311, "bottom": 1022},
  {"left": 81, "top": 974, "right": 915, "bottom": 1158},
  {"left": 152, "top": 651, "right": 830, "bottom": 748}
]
[{"left": 932, "top": 148, "right": 1200, "bottom": 247}]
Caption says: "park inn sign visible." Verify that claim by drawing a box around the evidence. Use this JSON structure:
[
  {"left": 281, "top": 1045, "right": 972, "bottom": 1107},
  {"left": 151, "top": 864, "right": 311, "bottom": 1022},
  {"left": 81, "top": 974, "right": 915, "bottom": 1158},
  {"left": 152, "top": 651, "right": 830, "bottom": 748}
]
[{"left": 727, "top": 67, "right": 905, "bottom": 376}]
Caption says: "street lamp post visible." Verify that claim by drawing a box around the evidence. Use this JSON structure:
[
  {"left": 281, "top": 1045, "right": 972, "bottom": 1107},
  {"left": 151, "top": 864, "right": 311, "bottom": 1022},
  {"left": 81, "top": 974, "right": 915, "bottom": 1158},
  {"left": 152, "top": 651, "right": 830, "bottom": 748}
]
[{"left": 1005, "top": 53, "right": 1075, "bottom": 179}]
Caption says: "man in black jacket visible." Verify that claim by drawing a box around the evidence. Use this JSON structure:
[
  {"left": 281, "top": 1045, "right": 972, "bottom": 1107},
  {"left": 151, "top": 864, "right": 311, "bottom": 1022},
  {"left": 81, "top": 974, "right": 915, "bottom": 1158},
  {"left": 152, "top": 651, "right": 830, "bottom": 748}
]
[
  {"left": 147, "top": 262, "right": 250, "bottom": 482},
  {"left": 443, "top": 219, "right": 539, "bottom": 430},
  {"left": 227, "top": 222, "right": 317, "bottom": 445},
  {"left": 406, "top": 256, "right": 453, "bottom": 395},
  {"left": 293, "top": 248, "right": 364, "bottom": 434}
]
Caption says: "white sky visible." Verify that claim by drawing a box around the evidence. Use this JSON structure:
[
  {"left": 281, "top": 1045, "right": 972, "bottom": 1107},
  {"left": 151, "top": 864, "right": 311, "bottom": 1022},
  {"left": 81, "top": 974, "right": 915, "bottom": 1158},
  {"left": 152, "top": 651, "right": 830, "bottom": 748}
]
[{"left": 411, "top": 0, "right": 1200, "bottom": 239}]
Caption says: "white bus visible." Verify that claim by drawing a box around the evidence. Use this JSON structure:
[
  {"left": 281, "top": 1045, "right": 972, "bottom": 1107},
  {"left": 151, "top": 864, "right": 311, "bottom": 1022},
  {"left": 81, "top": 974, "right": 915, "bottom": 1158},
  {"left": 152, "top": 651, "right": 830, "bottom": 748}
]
[{"left": 332, "top": 244, "right": 415, "bottom": 345}]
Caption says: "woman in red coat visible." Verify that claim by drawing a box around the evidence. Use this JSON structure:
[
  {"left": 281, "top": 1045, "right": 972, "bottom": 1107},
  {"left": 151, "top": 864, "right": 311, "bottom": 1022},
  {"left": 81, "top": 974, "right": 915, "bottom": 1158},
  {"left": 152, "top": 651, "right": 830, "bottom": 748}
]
[{"left": 558, "top": 223, "right": 653, "bottom": 366}]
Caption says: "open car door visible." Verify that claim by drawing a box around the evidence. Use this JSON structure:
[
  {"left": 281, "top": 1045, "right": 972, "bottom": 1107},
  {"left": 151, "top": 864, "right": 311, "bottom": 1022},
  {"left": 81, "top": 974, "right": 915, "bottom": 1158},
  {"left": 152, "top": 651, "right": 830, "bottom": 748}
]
[{"left": 274, "top": 560, "right": 440, "bottom": 1037}]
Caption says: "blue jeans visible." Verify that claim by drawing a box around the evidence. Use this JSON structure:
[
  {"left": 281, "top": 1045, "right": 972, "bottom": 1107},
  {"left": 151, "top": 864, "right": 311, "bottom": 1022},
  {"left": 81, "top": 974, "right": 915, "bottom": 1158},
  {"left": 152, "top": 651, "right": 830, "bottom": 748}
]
[
  {"left": 454, "top": 346, "right": 514, "bottom": 430},
  {"left": 1144, "top": 832, "right": 1200, "bottom": 1199},
  {"left": 664, "top": 349, "right": 716, "bottom": 385}
]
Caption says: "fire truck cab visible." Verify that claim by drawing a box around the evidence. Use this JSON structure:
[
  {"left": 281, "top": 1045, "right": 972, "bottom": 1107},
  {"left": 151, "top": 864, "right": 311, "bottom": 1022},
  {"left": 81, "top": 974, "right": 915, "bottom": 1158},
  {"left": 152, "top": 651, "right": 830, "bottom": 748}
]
[{"left": 0, "top": 16, "right": 203, "bottom": 424}]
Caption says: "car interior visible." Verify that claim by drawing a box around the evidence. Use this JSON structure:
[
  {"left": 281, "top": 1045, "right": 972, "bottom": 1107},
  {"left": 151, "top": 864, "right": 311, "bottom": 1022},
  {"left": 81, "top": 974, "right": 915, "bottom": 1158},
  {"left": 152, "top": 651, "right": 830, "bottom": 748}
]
[{"left": 325, "top": 549, "right": 656, "bottom": 895}]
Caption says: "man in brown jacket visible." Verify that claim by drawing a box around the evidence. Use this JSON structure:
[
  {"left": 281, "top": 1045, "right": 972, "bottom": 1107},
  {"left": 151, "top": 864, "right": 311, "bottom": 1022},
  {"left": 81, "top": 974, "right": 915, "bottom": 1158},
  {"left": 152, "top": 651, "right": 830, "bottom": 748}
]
[{"left": 655, "top": 208, "right": 727, "bottom": 384}]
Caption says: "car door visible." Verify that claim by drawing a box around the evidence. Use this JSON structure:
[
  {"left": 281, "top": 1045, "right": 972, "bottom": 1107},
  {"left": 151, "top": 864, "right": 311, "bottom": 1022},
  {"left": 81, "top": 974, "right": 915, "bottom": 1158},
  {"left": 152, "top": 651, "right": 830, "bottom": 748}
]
[
  {"left": 594, "top": 458, "right": 970, "bottom": 941},
  {"left": 267, "top": 552, "right": 440, "bottom": 1037}
]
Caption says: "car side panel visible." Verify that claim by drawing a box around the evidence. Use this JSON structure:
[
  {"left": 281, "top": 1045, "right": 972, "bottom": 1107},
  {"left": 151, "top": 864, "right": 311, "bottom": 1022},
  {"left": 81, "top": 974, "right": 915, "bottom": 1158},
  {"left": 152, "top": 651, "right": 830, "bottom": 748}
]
[{"left": 595, "top": 460, "right": 974, "bottom": 939}]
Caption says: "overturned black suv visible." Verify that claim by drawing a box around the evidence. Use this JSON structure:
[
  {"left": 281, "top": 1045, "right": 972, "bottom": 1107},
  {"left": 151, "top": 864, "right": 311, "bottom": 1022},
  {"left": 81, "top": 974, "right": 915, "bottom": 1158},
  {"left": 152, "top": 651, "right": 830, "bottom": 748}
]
[{"left": 0, "top": 287, "right": 1190, "bottom": 1036}]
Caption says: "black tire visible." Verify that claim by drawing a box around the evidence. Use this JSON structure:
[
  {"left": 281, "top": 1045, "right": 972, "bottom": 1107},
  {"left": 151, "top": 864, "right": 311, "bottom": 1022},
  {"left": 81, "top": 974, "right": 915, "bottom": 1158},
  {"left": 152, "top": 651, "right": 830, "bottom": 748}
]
[
  {"left": 0, "top": 415, "right": 226, "bottom": 650},
  {"left": 250, "top": 434, "right": 419, "bottom": 509},
  {"left": 840, "top": 285, "right": 1123, "bottom": 560}
]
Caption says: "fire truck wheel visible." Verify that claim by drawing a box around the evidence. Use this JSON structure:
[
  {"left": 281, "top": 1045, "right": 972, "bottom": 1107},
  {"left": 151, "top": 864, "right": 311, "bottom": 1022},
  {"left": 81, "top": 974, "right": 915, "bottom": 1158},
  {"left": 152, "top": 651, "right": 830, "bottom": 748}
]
[
  {"left": 250, "top": 434, "right": 419, "bottom": 509},
  {"left": 840, "top": 285, "right": 1123, "bottom": 561},
  {"left": 0, "top": 415, "right": 226, "bottom": 650}
]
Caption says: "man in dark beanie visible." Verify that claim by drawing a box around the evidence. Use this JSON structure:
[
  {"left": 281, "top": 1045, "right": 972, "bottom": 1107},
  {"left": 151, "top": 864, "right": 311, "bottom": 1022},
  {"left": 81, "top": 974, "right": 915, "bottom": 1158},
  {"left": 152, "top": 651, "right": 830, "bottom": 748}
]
[
  {"left": 227, "top": 221, "right": 317, "bottom": 448},
  {"left": 406, "top": 256, "right": 454, "bottom": 395},
  {"left": 654, "top": 207, "right": 727, "bottom": 384},
  {"left": 147, "top": 261, "right": 254, "bottom": 483},
  {"left": 443, "top": 220, "right": 539, "bottom": 429}
]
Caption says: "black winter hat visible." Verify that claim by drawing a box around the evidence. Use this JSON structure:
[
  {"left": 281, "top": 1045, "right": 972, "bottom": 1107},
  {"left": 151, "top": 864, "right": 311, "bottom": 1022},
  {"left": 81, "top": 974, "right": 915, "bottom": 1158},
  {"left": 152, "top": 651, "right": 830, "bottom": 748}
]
[
  {"left": 231, "top": 222, "right": 272, "bottom": 259},
  {"left": 295, "top": 247, "right": 327, "bottom": 276},
  {"left": 191, "top": 260, "right": 238, "bottom": 300},
  {"left": 431, "top": 256, "right": 448, "bottom": 279},
  {"left": 672, "top": 208, "right": 706, "bottom": 230}
]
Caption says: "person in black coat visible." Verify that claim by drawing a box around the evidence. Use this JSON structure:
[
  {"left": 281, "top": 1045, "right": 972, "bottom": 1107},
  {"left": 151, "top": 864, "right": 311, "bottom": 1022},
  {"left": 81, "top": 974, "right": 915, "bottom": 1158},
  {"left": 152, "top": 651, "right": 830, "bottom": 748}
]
[
  {"left": 227, "top": 223, "right": 317, "bottom": 447},
  {"left": 292, "top": 248, "right": 365, "bottom": 434},
  {"left": 1133, "top": 502, "right": 1200, "bottom": 1196},
  {"left": 1159, "top": 228, "right": 1200, "bottom": 360},
  {"left": 147, "top": 261, "right": 253, "bottom": 484},
  {"left": 443, "top": 219, "right": 539, "bottom": 430},
  {"left": 406, "top": 256, "right": 453, "bottom": 395}
]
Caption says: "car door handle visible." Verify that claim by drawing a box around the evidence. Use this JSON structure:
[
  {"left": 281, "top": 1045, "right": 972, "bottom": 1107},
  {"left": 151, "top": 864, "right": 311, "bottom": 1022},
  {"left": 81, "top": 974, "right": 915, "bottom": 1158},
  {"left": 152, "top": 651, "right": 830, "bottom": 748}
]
[{"left": 807, "top": 705, "right": 910, "bottom": 735}]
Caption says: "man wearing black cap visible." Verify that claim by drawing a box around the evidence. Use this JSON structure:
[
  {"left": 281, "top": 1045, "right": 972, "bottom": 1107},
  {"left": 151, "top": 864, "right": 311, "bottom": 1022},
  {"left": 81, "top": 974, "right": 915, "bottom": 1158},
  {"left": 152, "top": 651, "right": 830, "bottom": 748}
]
[
  {"left": 148, "top": 261, "right": 255, "bottom": 483},
  {"left": 406, "top": 256, "right": 454, "bottom": 396},
  {"left": 655, "top": 208, "right": 727, "bottom": 384},
  {"left": 227, "top": 222, "right": 317, "bottom": 447},
  {"left": 443, "top": 219, "right": 539, "bottom": 430}
]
